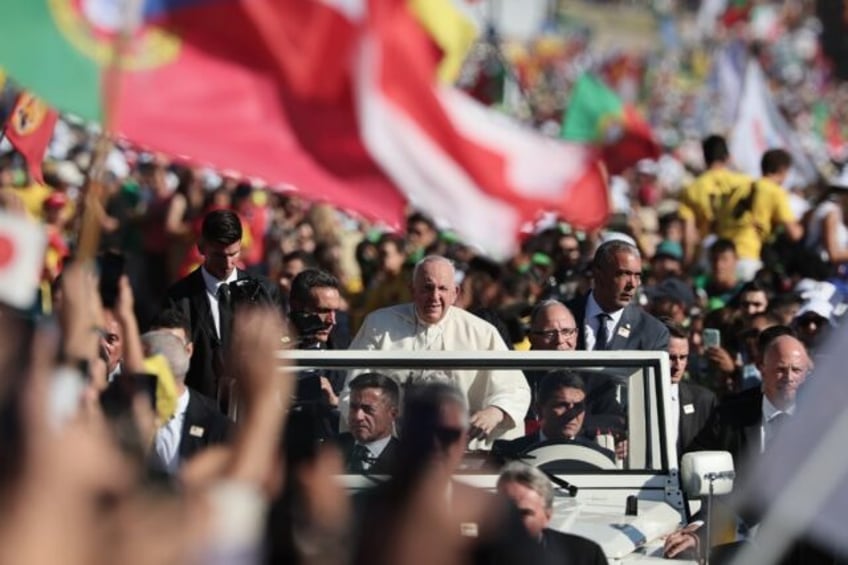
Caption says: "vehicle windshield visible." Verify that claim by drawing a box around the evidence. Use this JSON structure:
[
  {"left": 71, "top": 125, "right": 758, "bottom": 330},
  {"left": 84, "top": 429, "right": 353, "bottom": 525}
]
[{"left": 287, "top": 350, "right": 671, "bottom": 476}]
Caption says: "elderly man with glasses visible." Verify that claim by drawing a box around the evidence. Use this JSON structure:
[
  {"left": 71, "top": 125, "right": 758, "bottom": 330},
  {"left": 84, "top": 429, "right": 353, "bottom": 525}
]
[{"left": 526, "top": 300, "right": 625, "bottom": 439}]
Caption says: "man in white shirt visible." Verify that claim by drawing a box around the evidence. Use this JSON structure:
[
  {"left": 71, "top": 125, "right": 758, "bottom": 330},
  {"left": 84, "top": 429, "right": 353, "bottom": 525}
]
[
  {"left": 665, "top": 322, "right": 715, "bottom": 456},
  {"left": 143, "top": 329, "right": 230, "bottom": 474},
  {"left": 342, "top": 255, "right": 530, "bottom": 449}
]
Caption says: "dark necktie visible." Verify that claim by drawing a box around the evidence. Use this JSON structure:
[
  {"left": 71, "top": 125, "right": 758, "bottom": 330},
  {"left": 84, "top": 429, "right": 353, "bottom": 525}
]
[
  {"left": 595, "top": 313, "right": 611, "bottom": 351},
  {"left": 217, "top": 283, "right": 232, "bottom": 348},
  {"left": 348, "top": 444, "right": 371, "bottom": 473}
]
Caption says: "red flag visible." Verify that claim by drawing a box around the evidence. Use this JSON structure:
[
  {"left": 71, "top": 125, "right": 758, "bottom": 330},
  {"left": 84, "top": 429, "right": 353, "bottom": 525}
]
[{"left": 3, "top": 92, "right": 58, "bottom": 185}]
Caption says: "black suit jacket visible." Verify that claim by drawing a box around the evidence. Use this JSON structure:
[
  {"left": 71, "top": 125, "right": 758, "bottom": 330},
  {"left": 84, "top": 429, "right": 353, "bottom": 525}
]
[
  {"left": 541, "top": 529, "right": 608, "bottom": 565},
  {"left": 337, "top": 433, "right": 400, "bottom": 475},
  {"left": 693, "top": 387, "right": 762, "bottom": 475},
  {"left": 566, "top": 294, "right": 669, "bottom": 352},
  {"left": 179, "top": 390, "right": 231, "bottom": 461},
  {"left": 164, "top": 267, "right": 282, "bottom": 401},
  {"left": 677, "top": 380, "right": 717, "bottom": 455}
]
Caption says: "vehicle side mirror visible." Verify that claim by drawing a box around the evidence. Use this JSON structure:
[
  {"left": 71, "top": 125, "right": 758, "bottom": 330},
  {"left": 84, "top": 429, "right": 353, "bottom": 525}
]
[{"left": 680, "top": 451, "right": 735, "bottom": 497}]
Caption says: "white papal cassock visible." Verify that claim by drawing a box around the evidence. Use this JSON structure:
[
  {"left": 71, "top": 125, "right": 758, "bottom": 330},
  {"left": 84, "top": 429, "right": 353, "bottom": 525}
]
[{"left": 340, "top": 303, "right": 530, "bottom": 450}]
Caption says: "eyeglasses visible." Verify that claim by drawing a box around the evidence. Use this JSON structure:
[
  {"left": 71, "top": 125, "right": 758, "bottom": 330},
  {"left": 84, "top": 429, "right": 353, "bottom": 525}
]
[
  {"left": 531, "top": 328, "right": 578, "bottom": 340},
  {"left": 668, "top": 355, "right": 688, "bottom": 362}
]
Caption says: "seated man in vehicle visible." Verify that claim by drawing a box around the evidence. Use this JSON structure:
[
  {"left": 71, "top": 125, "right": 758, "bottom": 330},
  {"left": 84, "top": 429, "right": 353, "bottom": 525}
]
[{"left": 494, "top": 370, "right": 616, "bottom": 462}]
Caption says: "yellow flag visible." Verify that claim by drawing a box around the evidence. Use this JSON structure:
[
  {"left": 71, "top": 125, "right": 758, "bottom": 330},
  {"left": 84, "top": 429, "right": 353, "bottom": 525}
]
[
  {"left": 144, "top": 354, "right": 180, "bottom": 423},
  {"left": 409, "top": 0, "right": 478, "bottom": 84}
]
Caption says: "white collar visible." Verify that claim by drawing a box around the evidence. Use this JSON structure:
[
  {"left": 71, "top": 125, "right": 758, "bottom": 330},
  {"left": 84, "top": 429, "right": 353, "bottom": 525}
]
[
  {"left": 173, "top": 388, "right": 190, "bottom": 420},
  {"left": 201, "top": 266, "right": 239, "bottom": 295},
  {"left": 358, "top": 434, "right": 393, "bottom": 457},
  {"left": 585, "top": 292, "right": 625, "bottom": 327},
  {"left": 411, "top": 303, "right": 452, "bottom": 330},
  {"left": 762, "top": 393, "right": 795, "bottom": 423}
]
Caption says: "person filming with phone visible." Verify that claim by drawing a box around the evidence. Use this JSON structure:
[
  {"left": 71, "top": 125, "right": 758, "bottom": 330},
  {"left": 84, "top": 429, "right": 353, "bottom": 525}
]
[{"left": 288, "top": 268, "right": 348, "bottom": 439}]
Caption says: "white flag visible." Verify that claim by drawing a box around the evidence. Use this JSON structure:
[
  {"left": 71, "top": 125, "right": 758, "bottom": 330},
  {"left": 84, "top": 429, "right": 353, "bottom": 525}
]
[
  {"left": 0, "top": 210, "right": 46, "bottom": 309},
  {"left": 729, "top": 61, "right": 818, "bottom": 186}
]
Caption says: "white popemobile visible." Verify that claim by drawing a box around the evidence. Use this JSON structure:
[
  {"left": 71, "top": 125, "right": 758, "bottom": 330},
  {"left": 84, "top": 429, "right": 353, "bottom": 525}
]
[{"left": 288, "top": 350, "right": 735, "bottom": 564}]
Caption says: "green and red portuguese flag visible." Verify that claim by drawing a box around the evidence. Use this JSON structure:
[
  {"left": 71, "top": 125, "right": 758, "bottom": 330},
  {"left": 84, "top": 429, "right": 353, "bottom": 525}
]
[
  {"left": 0, "top": 0, "right": 612, "bottom": 256},
  {"left": 561, "top": 73, "right": 659, "bottom": 175}
]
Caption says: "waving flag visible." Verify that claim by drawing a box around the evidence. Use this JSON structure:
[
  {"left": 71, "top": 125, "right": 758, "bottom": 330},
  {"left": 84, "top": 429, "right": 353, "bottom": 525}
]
[
  {"left": 729, "top": 61, "right": 818, "bottom": 186},
  {"left": 0, "top": 0, "right": 609, "bottom": 256},
  {"left": 561, "top": 73, "right": 659, "bottom": 175},
  {"left": 3, "top": 92, "right": 58, "bottom": 184}
]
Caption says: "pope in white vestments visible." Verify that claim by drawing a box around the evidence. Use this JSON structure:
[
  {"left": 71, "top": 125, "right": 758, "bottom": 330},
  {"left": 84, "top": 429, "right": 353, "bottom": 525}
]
[{"left": 341, "top": 256, "right": 530, "bottom": 450}]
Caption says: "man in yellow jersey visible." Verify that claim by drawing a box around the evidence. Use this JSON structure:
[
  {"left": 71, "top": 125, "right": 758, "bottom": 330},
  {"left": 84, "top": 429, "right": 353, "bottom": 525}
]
[
  {"left": 714, "top": 149, "right": 802, "bottom": 281},
  {"left": 678, "top": 135, "right": 752, "bottom": 265}
]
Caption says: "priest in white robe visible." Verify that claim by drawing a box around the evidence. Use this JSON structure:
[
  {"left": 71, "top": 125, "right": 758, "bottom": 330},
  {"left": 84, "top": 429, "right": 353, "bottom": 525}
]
[{"left": 341, "top": 256, "right": 530, "bottom": 450}]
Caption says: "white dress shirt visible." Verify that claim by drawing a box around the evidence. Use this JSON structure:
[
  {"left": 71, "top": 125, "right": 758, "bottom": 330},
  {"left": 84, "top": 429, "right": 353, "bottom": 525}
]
[
  {"left": 356, "top": 435, "right": 393, "bottom": 471},
  {"left": 583, "top": 292, "right": 625, "bottom": 351},
  {"left": 760, "top": 394, "right": 795, "bottom": 453},
  {"left": 201, "top": 267, "right": 239, "bottom": 338},
  {"left": 669, "top": 382, "right": 680, "bottom": 448},
  {"left": 155, "top": 388, "right": 190, "bottom": 474}
]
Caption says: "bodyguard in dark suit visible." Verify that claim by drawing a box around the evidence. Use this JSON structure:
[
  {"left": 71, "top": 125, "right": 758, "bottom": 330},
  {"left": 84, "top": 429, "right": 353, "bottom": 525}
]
[
  {"left": 695, "top": 335, "right": 811, "bottom": 475},
  {"left": 497, "top": 462, "right": 608, "bottom": 565},
  {"left": 142, "top": 329, "right": 230, "bottom": 474},
  {"left": 566, "top": 240, "right": 669, "bottom": 352},
  {"left": 665, "top": 322, "right": 717, "bottom": 455},
  {"left": 339, "top": 372, "right": 400, "bottom": 474},
  {"left": 164, "top": 210, "right": 281, "bottom": 405}
]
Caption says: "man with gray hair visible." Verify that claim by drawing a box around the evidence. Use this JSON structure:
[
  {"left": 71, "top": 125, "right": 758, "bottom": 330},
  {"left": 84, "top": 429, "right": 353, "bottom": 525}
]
[
  {"left": 143, "top": 330, "right": 230, "bottom": 473},
  {"left": 342, "top": 255, "right": 530, "bottom": 450},
  {"left": 567, "top": 240, "right": 668, "bottom": 351},
  {"left": 497, "top": 462, "right": 608, "bottom": 565}
]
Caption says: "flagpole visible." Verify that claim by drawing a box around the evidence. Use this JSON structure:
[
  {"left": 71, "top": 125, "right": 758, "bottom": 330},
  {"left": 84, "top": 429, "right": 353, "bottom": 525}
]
[{"left": 76, "top": 0, "right": 141, "bottom": 262}]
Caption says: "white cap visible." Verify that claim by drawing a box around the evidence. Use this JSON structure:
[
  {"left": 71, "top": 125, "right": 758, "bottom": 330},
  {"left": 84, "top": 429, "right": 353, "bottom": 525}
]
[{"left": 795, "top": 299, "right": 834, "bottom": 324}]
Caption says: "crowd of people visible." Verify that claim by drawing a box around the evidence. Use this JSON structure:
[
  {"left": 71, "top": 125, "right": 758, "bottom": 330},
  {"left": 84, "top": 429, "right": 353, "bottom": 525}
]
[{"left": 2, "top": 1, "right": 848, "bottom": 563}]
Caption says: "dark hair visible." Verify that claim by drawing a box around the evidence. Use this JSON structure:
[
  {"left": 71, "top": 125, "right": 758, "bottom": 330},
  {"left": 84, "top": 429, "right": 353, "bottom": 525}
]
[
  {"left": 538, "top": 370, "right": 586, "bottom": 406},
  {"left": 349, "top": 372, "right": 400, "bottom": 408},
  {"left": 378, "top": 232, "right": 406, "bottom": 254},
  {"left": 702, "top": 135, "right": 729, "bottom": 167},
  {"left": 664, "top": 320, "right": 690, "bottom": 340},
  {"left": 738, "top": 280, "right": 770, "bottom": 297},
  {"left": 761, "top": 148, "right": 792, "bottom": 176},
  {"left": 593, "top": 240, "right": 640, "bottom": 273},
  {"left": 149, "top": 308, "right": 191, "bottom": 338},
  {"left": 709, "top": 238, "right": 737, "bottom": 258},
  {"left": 289, "top": 269, "right": 339, "bottom": 310},
  {"left": 758, "top": 325, "right": 796, "bottom": 356},
  {"left": 407, "top": 211, "right": 436, "bottom": 232},
  {"left": 282, "top": 249, "right": 315, "bottom": 267},
  {"left": 201, "top": 209, "right": 242, "bottom": 246}
]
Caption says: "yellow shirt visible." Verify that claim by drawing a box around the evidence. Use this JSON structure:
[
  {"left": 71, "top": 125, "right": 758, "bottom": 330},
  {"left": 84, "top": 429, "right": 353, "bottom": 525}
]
[
  {"left": 14, "top": 183, "right": 52, "bottom": 221},
  {"left": 678, "top": 168, "right": 753, "bottom": 237},
  {"left": 714, "top": 177, "right": 796, "bottom": 260}
]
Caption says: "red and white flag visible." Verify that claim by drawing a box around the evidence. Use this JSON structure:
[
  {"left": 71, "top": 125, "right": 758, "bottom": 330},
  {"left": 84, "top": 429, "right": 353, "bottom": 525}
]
[
  {"left": 221, "top": 0, "right": 609, "bottom": 257},
  {"left": 0, "top": 210, "right": 46, "bottom": 309},
  {"left": 353, "top": 1, "right": 607, "bottom": 256}
]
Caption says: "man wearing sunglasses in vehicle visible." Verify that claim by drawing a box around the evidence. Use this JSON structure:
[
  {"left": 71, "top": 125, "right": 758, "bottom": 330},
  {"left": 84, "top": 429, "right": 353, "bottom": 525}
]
[{"left": 494, "top": 371, "right": 615, "bottom": 462}]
